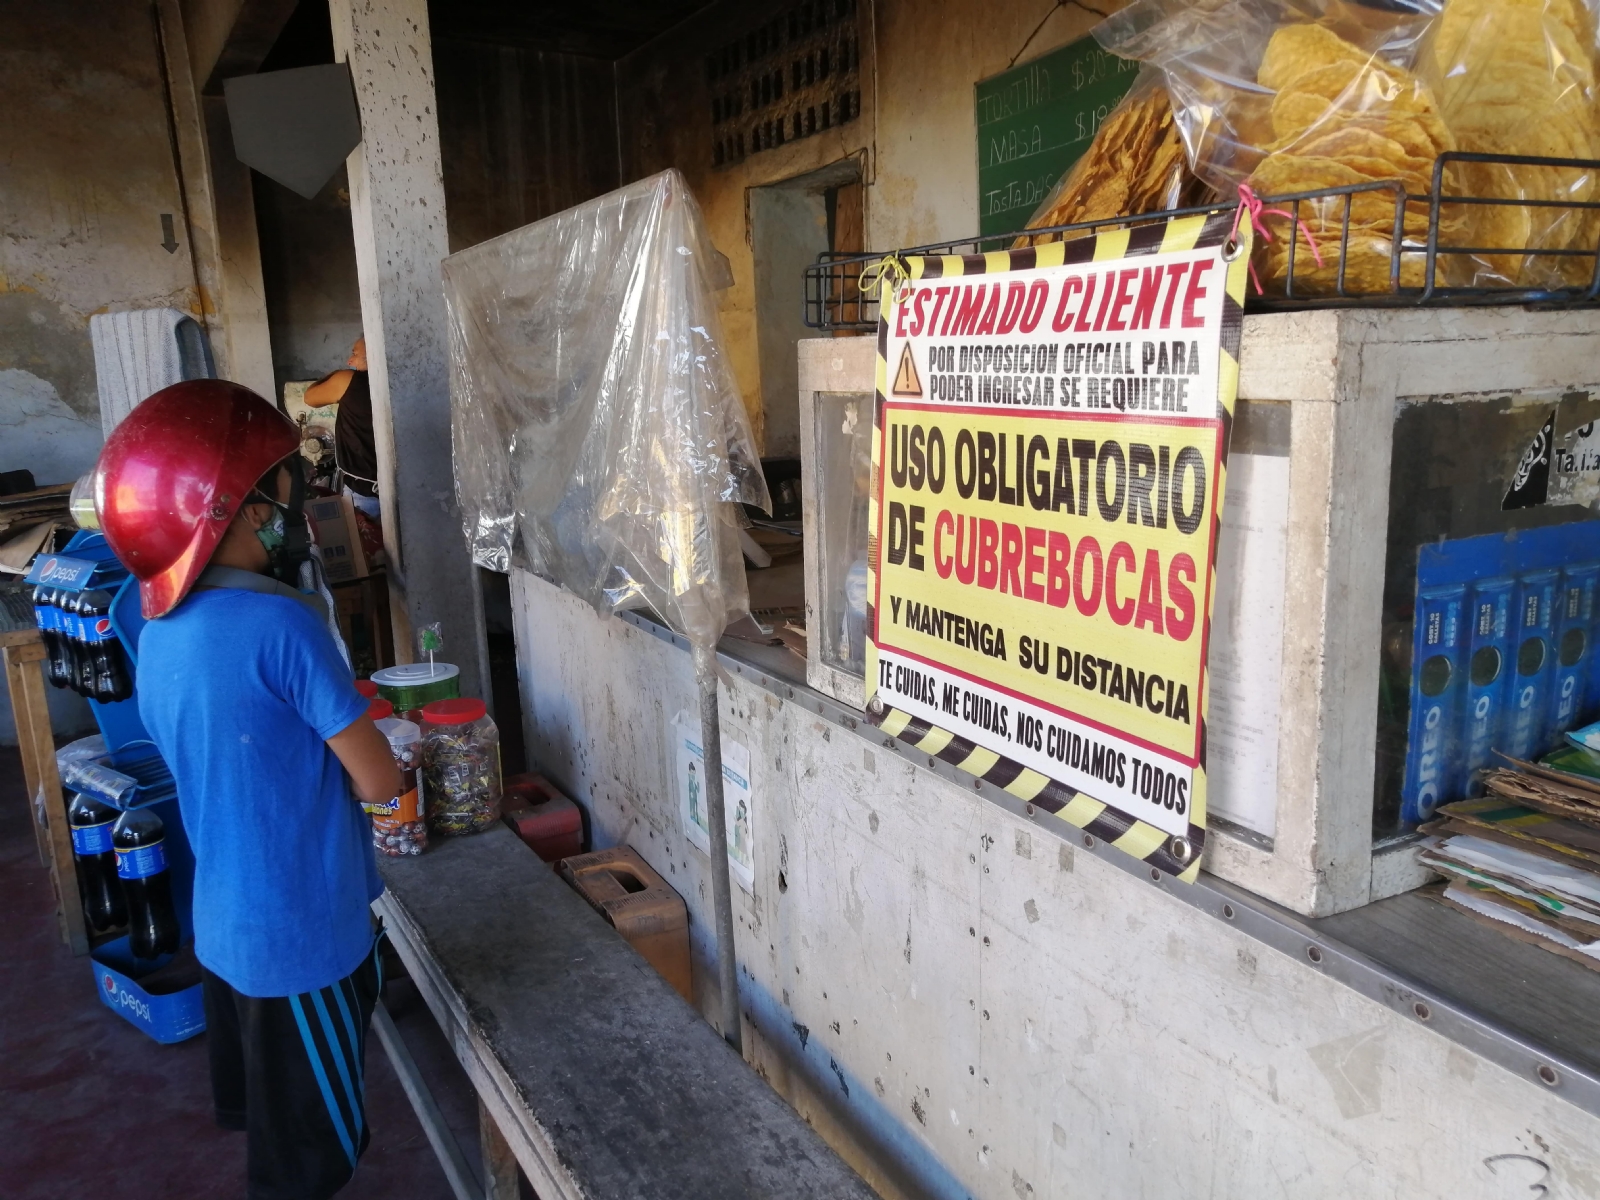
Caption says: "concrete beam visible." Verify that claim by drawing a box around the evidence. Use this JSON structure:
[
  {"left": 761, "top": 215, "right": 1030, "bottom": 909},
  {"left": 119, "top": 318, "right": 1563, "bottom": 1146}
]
[
  {"left": 157, "top": 0, "right": 276, "bottom": 397},
  {"left": 329, "top": 0, "right": 480, "bottom": 695},
  {"left": 198, "top": 0, "right": 298, "bottom": 95},
  {"left": 203, "top": 93, "right": 276, "bottom": 398}
]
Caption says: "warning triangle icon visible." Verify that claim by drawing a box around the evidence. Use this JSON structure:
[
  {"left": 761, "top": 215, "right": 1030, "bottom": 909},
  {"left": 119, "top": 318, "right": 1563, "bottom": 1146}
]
[{"left": 892, "top": 343, "right": 923, "bottom": 397}]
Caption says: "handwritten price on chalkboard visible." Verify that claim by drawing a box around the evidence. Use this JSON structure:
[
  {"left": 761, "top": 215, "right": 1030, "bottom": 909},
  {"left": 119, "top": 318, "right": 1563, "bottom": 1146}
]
[
  {"left": 1070, "top": 50, "right": 1135, "bottom": 92},
  {"left": 1075, "top": 103, "right": 1116, "bottom": 143}
]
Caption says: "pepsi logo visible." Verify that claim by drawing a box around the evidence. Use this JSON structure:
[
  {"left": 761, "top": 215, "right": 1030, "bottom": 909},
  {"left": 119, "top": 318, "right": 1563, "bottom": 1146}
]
[
  {"left": 102, "top": 973, "right": 117, "bottom": 996},
  {"left": 95, "top": 619, "right": 112, "bottom": 635}
]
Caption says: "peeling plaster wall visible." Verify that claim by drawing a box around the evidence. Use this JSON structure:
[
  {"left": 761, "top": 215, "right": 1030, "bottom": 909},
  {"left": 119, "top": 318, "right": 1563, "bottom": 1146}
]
[
  {"left": 614, "top": 0, "right": 1124, "bottom": 453},
  {"left": 865, "top": 0, "right": 1122, "bottom": 252},
  {"left": 0, "top": 0, "right": 200, "bottom": 485},
  {"left": 616, "top": 0, "right": 874, "bottom": 454}
]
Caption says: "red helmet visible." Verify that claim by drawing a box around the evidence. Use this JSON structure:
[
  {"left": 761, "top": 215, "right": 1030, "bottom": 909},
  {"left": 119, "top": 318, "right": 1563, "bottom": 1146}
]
[{"left": 94, "top": 380, "right": 299, "bottom": 618}]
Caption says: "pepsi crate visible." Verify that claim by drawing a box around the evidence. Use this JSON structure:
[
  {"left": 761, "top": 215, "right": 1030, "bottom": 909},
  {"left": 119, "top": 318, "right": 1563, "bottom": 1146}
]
[{"left": 90, "top": 939, "right": 204, "bottom": 1045}]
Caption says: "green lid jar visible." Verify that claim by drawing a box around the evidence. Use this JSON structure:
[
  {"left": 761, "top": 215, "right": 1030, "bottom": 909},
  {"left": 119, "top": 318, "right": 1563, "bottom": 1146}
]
[{"left": 370, "top": 662, "right": 460, "bottom": 713}]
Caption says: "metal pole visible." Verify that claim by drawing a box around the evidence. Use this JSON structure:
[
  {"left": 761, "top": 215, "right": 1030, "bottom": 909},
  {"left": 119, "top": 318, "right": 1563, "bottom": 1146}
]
[
  {"left": 694, "top": 644, "right": 743, "bottom": 1053},
  {"left": 373, "top": 1001, "right": 485, "bottom": 1200}
]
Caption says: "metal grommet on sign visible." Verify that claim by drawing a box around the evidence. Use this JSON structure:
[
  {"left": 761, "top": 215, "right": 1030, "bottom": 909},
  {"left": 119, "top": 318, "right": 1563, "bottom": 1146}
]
[
  {"left": 867, "top": 696, "right": 884, "bottom": 715},
  {"left": 1025, "top": 803, "right": 1035, "bottom": 817},
  {"left": 1168, "top": 836, "right": 1193, "bottom": 865},
  {"left": 209, "top": 503, "right": 230, "bottom": 521},
  {"left": 1538, "top": 1064, "right": 1560, "bottom": 1087},
  {"left": 1222, "top": 238, "right": 1244, "bottom": 262}
]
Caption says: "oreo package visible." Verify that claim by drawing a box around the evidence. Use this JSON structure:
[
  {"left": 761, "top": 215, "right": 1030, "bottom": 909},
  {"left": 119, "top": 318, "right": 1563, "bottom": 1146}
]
[
  {"left": 1400, "top": 583, "right": 1467, "bottom": 826},
  {"left": 1460, "top": 578, "right": 1514, "bottom": 797},
  {"left": 1503, "top": 568, "right": 1561, "bottom": 762}
]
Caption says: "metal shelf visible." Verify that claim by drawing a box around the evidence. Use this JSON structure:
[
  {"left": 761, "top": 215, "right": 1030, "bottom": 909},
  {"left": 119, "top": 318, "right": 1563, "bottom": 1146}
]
[{"left": 804, "top": 152, "right": 1600, "bottom": 331}]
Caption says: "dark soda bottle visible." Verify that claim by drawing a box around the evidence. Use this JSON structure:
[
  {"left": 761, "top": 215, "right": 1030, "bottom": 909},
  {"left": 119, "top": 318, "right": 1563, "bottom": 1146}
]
[
  {"left": 112, "top": 808, "right": 180, "bottom": 959},
  {"left": 79, "top": 590, "right": 131, "bottom": 702},
  {"left": 33, "top": 585, "right": 67, "bottom": 688},
  {"left": 57, "top": 590, "right": 83, "bottom": 695},
  {"left": 67, "top": 791, "right": 127, "bottom": 932},
  {"left": 69, "top": 592, "right": 97, "bottom": 696}
]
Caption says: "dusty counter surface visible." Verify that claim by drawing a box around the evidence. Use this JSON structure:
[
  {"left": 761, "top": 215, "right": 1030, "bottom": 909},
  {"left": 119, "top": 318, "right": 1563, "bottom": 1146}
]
[
  {"left": 372, "top": 822, "right": 877, "bottom": 1200},
  {"left": 505, "top": 571, "right": 1600, "bottom": 1200}
]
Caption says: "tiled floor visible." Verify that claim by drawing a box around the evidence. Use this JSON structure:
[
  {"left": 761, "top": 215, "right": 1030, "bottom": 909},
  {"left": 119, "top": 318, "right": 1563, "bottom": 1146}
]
[{"left": 0, "top": 745, "right": 489, "bottom": 1199}]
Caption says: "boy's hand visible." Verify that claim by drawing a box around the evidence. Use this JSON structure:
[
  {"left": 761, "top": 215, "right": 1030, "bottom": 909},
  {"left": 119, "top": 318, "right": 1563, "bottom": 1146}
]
[{"left": 328, "top": 716, "right": 403, "bottom": 807}]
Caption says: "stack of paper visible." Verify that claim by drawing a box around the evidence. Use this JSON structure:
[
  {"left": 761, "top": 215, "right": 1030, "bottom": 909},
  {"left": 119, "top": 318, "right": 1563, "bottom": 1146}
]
[{"left": 1422, "top": 755, "right": 1600, "bottom": 971}]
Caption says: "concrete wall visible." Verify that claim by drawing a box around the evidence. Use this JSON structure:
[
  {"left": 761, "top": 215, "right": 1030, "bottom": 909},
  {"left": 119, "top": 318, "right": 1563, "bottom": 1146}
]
[
  {"left": 511, "top": 573, "right": 1600, "bottom": 1200},
  {"left": 0, "top": 0, "right": 205, "bottom": 485}
]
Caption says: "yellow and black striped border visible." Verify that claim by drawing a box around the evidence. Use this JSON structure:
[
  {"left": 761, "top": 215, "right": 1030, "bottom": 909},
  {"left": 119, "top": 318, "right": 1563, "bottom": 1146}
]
[{"left": 864, "top": 210, "right": 1254, "bottom": 884}]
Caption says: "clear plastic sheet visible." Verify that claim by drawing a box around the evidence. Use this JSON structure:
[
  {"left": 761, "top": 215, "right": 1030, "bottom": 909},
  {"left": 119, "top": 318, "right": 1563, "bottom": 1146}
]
[
  {"left": 1096, "top": 0, "right": 1453, "bottom": 295},
  {"left": 1095, "top": 0, "right": 1445, "bottom": 194},
  {"left": 443, "top": 170, "right": 770, "bottom": 655}
]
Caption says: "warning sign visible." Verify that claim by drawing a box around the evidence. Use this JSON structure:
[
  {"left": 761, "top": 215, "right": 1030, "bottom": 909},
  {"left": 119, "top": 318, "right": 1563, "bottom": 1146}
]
[
  {"left": 892, "top": 342, "right": 923, "bottom": 396},
  {"left": 865, "top": 212, "right": 1252, "bottom": 879}
]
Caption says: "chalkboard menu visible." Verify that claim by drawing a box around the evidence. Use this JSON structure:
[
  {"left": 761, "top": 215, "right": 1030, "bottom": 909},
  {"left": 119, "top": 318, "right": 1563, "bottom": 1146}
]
[{"left": 975, "top": 38, "right": 1140, "bottom": 238}]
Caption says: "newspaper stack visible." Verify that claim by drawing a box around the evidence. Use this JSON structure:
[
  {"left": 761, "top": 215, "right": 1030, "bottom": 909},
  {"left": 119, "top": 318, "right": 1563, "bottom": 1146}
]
[{"left": 1422, "top": 755, "right": 1600, "bottom": 971}]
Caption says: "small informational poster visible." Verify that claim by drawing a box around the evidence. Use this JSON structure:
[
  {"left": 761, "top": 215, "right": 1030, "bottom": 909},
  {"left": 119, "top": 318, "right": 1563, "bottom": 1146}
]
[
  {"left": 866, "top": 212, "right": 1253, "bottom": 879},
  {"left": 673, "top": 710, "right": 754, "bottom": 892}
]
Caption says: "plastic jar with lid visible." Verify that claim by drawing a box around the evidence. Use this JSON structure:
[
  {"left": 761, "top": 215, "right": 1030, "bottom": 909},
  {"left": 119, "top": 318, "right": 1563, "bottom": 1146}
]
[
  {"left": 420, "top": 698, "right": 502, "bottom": 835},
  {"left": 368, "top": 717, "right": 427, "bottom": 856}
]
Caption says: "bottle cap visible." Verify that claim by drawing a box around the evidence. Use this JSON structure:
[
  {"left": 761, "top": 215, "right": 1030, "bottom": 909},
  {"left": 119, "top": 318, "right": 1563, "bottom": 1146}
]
[
  {"left": 367, "top": 698, "right": 394, "bottom": 720},
  {"left": 421, "top": 698, "right": 487, "bottom": 726},
  {"left": 355, "top": 680, "right": 379, "bottom": 699}
]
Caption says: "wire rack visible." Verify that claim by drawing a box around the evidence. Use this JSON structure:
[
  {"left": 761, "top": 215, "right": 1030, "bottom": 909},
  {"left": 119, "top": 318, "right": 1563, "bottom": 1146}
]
[{"left": 803, "top": 152, "right": 1600, "bottom": 331}]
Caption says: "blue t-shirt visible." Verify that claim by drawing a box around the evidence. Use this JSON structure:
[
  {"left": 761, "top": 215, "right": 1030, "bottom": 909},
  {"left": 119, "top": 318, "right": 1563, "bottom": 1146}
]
[{"left": 138, "top": 587, "right": 379, "bottom": 997}]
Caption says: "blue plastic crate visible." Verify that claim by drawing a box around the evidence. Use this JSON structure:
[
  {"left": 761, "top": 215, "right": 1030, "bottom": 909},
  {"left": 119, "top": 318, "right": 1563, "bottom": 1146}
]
[{"left": 90, "top": 938, "right": 204, "bottom": 1044}]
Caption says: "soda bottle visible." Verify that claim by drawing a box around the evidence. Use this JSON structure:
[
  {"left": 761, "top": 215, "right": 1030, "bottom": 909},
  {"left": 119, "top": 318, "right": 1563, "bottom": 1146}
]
[
  {"left": 112, "top": 808, "right": 180, "bottom": 959},
  {"left": 57, "top": 590, "right": 85, "bottom": 695},
  {"left": 79, "top": 589, "right": 131, "bottom": 702},
  {"left": 47, "top": 586, "right": 73, "bottom": 689},
  {"left": 71, "top": 592, "right": 100, "bottom": 697},
  {"left": 67, "top": 791, "right": 127, "bottom": 932},
  {"left": 33, "top": 585, "right": 66, "bottom": 688}
]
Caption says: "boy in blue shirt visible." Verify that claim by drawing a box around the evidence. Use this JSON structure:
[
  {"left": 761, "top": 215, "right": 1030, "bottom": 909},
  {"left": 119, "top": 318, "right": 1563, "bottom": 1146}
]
[{"left": 95, "top": 381, "right": 400, "bottom": 1199}]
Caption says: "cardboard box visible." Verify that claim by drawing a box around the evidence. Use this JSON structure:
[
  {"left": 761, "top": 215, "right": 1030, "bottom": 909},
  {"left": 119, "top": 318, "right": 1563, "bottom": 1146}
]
[{"left": 306, "top": 494, "right": 369, "bottom": 583}]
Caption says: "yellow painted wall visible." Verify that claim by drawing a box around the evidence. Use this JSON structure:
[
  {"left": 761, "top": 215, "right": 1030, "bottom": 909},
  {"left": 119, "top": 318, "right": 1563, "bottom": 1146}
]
[{"left": 618, "top": 0, "right": 1124, "bottom": 451}]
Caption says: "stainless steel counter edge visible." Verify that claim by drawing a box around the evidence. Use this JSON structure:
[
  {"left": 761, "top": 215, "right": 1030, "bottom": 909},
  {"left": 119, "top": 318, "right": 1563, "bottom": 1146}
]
[{"left": 617, "top": 609, "right": 1600, "bottom": 1120}]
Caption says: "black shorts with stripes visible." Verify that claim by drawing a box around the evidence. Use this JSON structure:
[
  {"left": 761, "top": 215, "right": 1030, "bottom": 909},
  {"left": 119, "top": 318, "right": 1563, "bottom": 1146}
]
[{"left": 202, "top": 933, "right": 384, "bottom": 1200}]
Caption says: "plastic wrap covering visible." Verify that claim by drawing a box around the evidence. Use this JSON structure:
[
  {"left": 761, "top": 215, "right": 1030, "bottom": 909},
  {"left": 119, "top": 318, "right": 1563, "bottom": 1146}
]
[
  {"left": 1096, "top": 0, "right": 1600, "bottom": 293},
  {"left": 443, "top": 169, "right": 770, "bottom": 655}
]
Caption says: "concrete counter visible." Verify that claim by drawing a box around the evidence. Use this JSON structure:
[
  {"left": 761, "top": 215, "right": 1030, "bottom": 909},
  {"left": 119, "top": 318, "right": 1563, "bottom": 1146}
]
[{"left": 374, "top": 823, "right": 876, "bottom": 1200}]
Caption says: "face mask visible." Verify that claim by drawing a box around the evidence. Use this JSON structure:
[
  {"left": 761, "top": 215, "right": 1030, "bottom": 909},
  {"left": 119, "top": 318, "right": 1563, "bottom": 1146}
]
[{"left": 254, "top": 503, "right": 288, "bottom": 560}]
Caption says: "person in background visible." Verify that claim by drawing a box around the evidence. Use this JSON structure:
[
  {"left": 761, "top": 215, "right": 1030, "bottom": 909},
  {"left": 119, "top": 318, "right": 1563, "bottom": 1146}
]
[
  {"left": 304, "top": 336, "right": 380, "bottom": 520},
  {"left": 94, "top": 380, "right": 401, "bottom": 1200}
]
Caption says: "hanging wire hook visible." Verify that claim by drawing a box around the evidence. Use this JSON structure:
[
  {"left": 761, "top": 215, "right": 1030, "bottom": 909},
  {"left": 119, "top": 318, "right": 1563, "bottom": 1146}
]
[{"left": 1232, "top": 183, "right": 1324, "bottom": 294}]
